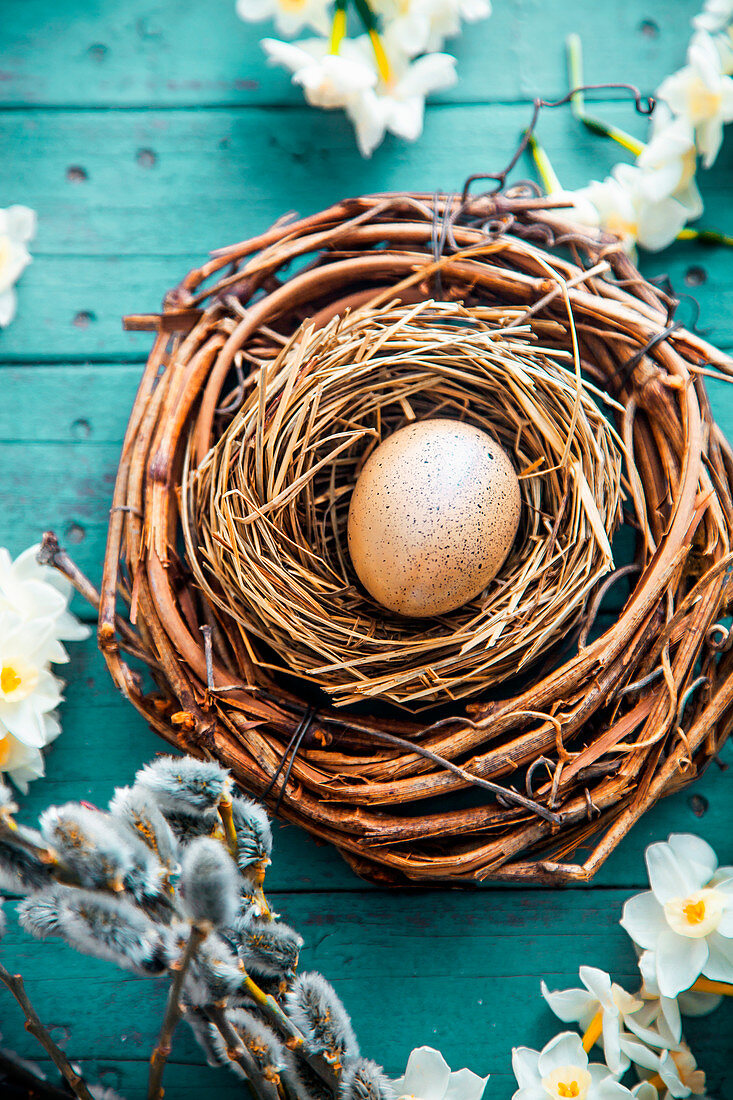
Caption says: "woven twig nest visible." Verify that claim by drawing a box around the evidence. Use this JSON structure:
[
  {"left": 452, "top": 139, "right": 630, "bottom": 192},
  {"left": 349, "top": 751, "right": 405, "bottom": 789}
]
[
  {"left": 101, "top": 190, "right": 733, "bottom": 885},
  {"left": 185, "top": 300, "right": 624, "bottom": 707}
]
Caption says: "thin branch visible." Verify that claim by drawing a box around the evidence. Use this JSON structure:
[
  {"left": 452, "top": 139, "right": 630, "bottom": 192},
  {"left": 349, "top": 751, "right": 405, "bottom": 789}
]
[
  {"left": 0, "top": 962, "right": 94, "bottom": 1100},
  {"left": 147, "top": 922, "right": 209, "bottom": 1100},
  {"left": 205, "top": 1004, "right": 281, "bottom": 1100}
]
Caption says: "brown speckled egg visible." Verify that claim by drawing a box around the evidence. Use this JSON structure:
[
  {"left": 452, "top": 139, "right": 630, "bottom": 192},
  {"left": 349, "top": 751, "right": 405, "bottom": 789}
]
[{"left": 347, "top": 419, "right": 521, "bottom": 618}]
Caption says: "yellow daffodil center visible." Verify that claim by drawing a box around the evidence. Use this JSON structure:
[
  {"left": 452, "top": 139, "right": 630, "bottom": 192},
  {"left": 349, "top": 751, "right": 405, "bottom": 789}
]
[
  {"left": 1, "top": 666, "right": 22, "bottom": 694},
  {"left": 687, "top": 78, "right": 722, "bottom": 123},
  {"left": 278, "top": 0, "right": 307, "bottom": 11},
  {"left": 0, "top": 661, "right": 38, "bottom": 702},
  {"left": 542, "top": 1066, "right": 591, "bottom": 1100},
  {"left": 664, "top": 888, "right": 724, "bottom": 938},
  {"left": 604, "top": 212, "right": 638, "bottom": 242}
]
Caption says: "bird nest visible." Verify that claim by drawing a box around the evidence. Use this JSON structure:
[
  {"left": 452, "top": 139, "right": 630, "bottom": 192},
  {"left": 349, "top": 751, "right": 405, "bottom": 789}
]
[
  {"left": 90, "top": 189, "right": 733, "bottom": 886},
  {"left": 183, "top": 300, "right": 624, "bottom": 708}
]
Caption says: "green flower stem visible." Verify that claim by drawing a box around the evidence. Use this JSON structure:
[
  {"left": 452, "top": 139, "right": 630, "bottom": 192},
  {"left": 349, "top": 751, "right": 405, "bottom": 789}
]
[
  {"left": 330, "top": 0, "right": 347, "bottom": 53},
  {"left": 566, "top": 33, "right": 645, "bottom": 156},
  {"left": 353, "top": 0, "right": 391, "bottom": 82},
  {"left": 677, "top": 227, "right": 733, "bottom": 247},
  {"left": 527, "top": 132, "right": 562, "bottom": 194},
  {"left": 147, "top": 921, "right": 209, "bottom": 1100},
  {"left": 0, "top": 962, "right": 95, "bottom": 1100}
]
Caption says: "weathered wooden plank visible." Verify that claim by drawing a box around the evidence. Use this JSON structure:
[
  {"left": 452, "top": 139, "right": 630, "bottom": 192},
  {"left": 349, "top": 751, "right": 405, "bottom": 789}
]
[
  {"left": 0, "top": 0, "right": 701, "bottom": 108},
  {"left": 1, "top": 888, "right": 730, "bottom": 1097},
  {"left": 0, "top": 104, "right": 671, "bottom": 258}
]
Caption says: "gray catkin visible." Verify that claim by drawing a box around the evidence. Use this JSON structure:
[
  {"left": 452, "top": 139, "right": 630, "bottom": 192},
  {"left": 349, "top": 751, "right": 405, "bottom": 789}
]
[
  {"left": 136, "top": 756, "right": 231, "bottom": 815},
  {"left": 19, "top": 886, "right": 172, "bottom": 975},
  {"left": 286, "top": 972, "right": 359, "bottom": 1065},
  {"left": 231, "top": 796, "right": 272, "bottom": 872},
  {"left": 108, "top": 785, "right": 178, "bottom": 869},
  {"left": 39, "top": 804, "right": 136, "bottom": 892},
  {"left": 239, "top": 917, "right": 303, "bottom": 980},
  {"left": 179, "top": 837, "right": 240, "bottom": 928},
  {"left": 340, "top": 1059, "right": 395, "bottom": 1100},
  {"left": 0, "top": 828, "right": 55, "bottom": 894}
]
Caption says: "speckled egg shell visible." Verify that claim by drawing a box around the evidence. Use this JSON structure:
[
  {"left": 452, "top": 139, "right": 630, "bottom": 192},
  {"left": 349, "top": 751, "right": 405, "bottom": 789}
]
[{"left": 347, "top": 418, "right": 521, "bottom": 618}]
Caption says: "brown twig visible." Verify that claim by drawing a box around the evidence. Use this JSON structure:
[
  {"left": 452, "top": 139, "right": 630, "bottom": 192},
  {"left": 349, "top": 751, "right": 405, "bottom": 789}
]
[
  {"left": 147, "top": 922, "right": 209, "bottom": 1100},
  {"left": 0, "top": 962, "right": 94, "bottom": 1100}
]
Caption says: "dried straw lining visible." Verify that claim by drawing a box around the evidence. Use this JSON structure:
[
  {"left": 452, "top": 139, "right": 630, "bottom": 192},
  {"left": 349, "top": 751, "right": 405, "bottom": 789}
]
[
  {"left": 95, "top": 190, "right": 733, "bottom": 885},
  {"left": 183, "top": 300, "right": 624, "bottom": 708}
]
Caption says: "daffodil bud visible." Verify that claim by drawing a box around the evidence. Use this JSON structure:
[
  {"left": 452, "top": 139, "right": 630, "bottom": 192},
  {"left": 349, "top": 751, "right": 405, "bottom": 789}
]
[
  {"left": 19, "top": 886, "right": 172, "bottom": 975},
  {"left": 286, "top": 972, "right": 359, "bottom": 1068},
  {"left": 340, "top": 1059, "right": 395, "bottom": 1100},
  {"left": 240, "top": 917, "right": 303, "bottom": 980},
  {"left": 136, "top": 756, "right": 231, "bottom": 815},
  {"left": 180, "top": 836, "right": 241, "bottom": 928}
]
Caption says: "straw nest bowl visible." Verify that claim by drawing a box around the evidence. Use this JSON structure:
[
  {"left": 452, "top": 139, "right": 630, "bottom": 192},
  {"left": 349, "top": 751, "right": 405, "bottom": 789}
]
[
  {"left": 95, "top": 189, "right": 733, "bottom": 885},
  {"left": 184, "top": 300, "right": 624, "bottom": 708}
]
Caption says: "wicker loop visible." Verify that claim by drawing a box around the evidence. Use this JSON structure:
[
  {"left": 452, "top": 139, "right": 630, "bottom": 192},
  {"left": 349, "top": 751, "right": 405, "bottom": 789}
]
[{"left": 101, "top": 191, "right": 733, "bottom": 886}]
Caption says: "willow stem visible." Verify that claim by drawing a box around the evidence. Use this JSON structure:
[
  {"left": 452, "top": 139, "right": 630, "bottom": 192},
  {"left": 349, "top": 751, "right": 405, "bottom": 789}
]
[
  {"left": 566, "top": 33, "right": 645, "bottom": 156},
  {"left": 242, "top": 972, "right": 337, "bottom": 1089},
  {"left": 147, "top": 922, "right": 209, "bottom": 1100},
  {"left": 0, "top": 962, "right": 95, "bottom": 1100},
  {"left": 217, "top": 795, "right": 239, "bottom": 861},
  {"left": 581, "top": 1008, "right": 603, "bottom": 1052},
  {"left": 690, "top": 976, "right": 733, "bottom": 996},
  {"left": 205, "top": 1004, "right": 280, "bottom": 1100}
]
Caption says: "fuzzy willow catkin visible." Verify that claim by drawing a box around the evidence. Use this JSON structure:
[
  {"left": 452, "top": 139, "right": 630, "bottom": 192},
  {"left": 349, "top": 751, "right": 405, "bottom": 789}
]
[{"left": 0, "top": 755, "right": 390, "bottom": 1100}]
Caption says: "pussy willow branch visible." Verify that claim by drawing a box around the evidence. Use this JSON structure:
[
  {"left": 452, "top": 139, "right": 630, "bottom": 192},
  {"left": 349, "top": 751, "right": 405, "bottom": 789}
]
[
  {"left": 205, "top": 1004, "right": 281, "bottom": 1100},
  {"left": 147, "top": 921, "right": 209, "bottom": 1100},
  {"left": 0, "top": 963, "right": 94, "bottom": 1100}
]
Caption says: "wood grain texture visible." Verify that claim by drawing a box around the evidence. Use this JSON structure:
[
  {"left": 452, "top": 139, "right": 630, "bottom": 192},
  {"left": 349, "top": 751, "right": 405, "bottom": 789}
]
[{"left": 1, "top": 0, "right": 732, "bottom": 1094}]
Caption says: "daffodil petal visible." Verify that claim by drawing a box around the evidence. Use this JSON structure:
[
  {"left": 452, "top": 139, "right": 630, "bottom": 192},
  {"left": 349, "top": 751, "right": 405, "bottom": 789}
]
[
  {"left": 400, "top": 1046, "right": 451, "bottom": 1100},
  {"left": 703, "top": 930, "right": 733, "bottom": 982},
  {"left": 646, "top": 842, "right": 698, "bottom": 903},
  {"left": 536, "top": 1030, "right": 586, "bottom": 1075},
  {"left": 667, "top": 834, "right": 718, "bottom": 883},
  {"left": 444, "top": 1067, "right": 488, "bottom": 1100},
  {"left": 540, "top": 981, "right": 595, "bottom": 1024},
  {"left": 621, "top": 890, "right": 666, "bottom": 949},
  {"left": 511, "top": 1046, "right": 540, "bottom": 1089},
  {"left": 656, "top": 928, "right": 708, "bottom": 997}
]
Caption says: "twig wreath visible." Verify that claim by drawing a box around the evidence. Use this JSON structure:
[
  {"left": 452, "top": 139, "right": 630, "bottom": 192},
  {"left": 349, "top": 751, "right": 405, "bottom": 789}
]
[
  {"left": 0, "top": 758, "right": 731, "bottom": 1099},
  {"left": 57, "top": 169, "right": 733, "bottom": 887}
]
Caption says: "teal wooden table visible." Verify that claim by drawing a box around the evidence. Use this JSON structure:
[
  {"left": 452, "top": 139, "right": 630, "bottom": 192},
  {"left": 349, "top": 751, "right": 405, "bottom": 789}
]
[{"left": 1, "top": 1, "right": 732, "bottom": 1095}]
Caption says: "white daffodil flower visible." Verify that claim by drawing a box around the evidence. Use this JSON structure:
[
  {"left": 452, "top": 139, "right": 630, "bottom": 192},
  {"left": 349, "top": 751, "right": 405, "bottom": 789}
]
[
  {"left": 637, "top": 949, "right": 722, "bottom": 1045},
  {"left": 693, "top": 0, "right": 733, "bottom": 35},
  {"left": 636, "top": 1042, "right": 706, "bottom": 1100},
  {"left": 573, "top": 163, "right": 690, "bottom": 255},
  {"left": 237, "top": 0, "right": 330, "bottom": 37},
  {"left": 394, "top": 1045, "right": 488, "bottom": 1100},
  {"left": 0, "top": 544, "right": 90, "bottom": 646},
  {"left": 512, "top": 1031, "right": 637, "bottom": 1100},
  {"left": 382, "top": 0, "right": 491, "bottom": 59},
  {"left": 0, "top": 205, "right": 36, "bottom": 328},
  {"left": 636, "top": 112, "right": 703, "bottom": 220},
  {"left": 657, "top": 30, "right": 733, "bottom": 166},
  {"left": 262, "top": 38, "right": 377, "bottom": 110},
  {"left": 0, "top": 720, "right": 58, "bottom": 793},
  {"left": 621, "top": 834, "right": 733, "bottom": 998},
  {"left": 346, "top": 40, "right": 457, "bottom": 156},
  {"left": 541, "top": 966, "right": 644, "bottom": 1075},
  {"left": 0, "top": 613, "right": 65, "bottom": 749}
]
